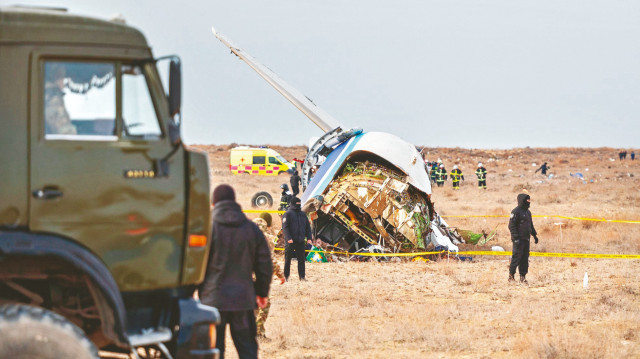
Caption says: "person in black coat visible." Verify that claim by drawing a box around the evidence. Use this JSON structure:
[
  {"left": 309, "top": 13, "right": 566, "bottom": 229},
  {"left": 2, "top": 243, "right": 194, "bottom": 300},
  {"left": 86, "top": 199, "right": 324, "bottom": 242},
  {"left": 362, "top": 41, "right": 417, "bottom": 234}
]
[
  {"left": 508, "top": 193, "right": 539, "bottom": 284},
  {"left": 282, "top": 196, "right": 313, "bottom": 281},
  {"left": 290, "top": 170, "right": 302, "bottom": 196},
  {"left": 199, "top": 184, "right": 272, "bottom": 359}
]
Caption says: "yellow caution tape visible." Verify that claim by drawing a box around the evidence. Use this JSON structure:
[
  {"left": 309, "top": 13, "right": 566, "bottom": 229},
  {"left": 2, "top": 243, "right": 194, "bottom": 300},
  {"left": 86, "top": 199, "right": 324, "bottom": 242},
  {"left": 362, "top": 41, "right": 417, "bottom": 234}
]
[
  {"left": 442, "top": 214, "right": 640, "bottom": 224},
  {"left": 242, "top": 211, "right": 640, "bottom": 224},
  {"left": 243, "top": 209, "right": 286, "bottom": 214},
  {"left": 459, "top": 251, "right": 640, "bottom": 259},
  {"left": 273, "top": 248, "right": 640, "bottom": 259},
  {"left": 274, "top": 247, "right": 443, "bottom": 257}
]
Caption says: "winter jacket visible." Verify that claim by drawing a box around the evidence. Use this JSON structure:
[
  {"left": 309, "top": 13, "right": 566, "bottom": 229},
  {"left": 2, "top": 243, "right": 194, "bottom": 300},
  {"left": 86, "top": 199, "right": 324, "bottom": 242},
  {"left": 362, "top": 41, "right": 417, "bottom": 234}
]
[
  {"left": 199, "top": 200, "right": 272, "bottom": 311},
  {"left": 290, "top": 173, "right": 301, "bottom": 192},
  {"left": 508, "top": 194, "right": 537, "bottom": 242},
  {"left": 282, "top": 202, "right": 312, "bottom": 243}
]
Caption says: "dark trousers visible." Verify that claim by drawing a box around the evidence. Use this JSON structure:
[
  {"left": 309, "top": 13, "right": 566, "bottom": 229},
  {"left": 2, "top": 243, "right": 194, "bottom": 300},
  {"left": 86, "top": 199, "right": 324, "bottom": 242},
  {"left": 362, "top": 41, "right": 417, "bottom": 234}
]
[
  {"left": 509, "top": 239, "right": 530, "bottom": 276},
  {"left": 216, "top": 310, "right": 258, "bottom": 359},
  {"left": 284, "top": 241, "right": 306, "bottom": 279},
  {"left": 436, "top": 181, "right": 444, "bottom": 187},
  {"left": 292, "top": 186, "right": 300, "bottom": 196},
  {"left": 452, "top": 181, "right": 460, "bottom": 189},
  {"left": 478, "top": 179, "right": 486, "bottom": 188}
]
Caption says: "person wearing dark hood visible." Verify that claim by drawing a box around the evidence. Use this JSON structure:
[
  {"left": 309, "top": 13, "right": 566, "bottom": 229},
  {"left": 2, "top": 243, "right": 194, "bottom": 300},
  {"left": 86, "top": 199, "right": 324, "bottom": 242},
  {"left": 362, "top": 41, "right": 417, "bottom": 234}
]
[
  {"left": 199, "top": 184, "right": 272, "bottom": 359},
  {"left": 282, "top": 196, "right": 313, "bottom": 281},
  {"left": 535, "top": 162, "right": 550, "bottom": 176},
  {"left": 508, "top": 193, "right": 539, "bottom": 284},
  {"left": 290, "top": 170, "right": 302, "bottom": 196}
]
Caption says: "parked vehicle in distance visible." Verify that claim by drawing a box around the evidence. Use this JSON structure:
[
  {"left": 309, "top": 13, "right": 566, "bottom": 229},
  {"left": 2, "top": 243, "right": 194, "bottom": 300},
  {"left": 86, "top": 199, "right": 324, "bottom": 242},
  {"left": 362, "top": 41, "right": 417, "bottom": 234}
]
[{"left": 229, "top": 146, "right": 294, "bottom": 175}]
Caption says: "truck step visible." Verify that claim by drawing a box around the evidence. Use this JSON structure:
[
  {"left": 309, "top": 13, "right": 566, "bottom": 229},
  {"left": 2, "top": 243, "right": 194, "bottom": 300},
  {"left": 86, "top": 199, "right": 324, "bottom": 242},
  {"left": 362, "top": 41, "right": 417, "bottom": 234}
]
[{"left": 128, "top": 327, "right": 172, "bottom": 347}]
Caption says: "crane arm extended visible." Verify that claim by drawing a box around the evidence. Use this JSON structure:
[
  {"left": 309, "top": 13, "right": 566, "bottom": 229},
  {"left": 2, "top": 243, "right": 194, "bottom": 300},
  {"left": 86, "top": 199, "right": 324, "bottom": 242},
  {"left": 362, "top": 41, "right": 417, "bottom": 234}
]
[{"left": 211, "top": 27, "right": 342, "bottom": 133}]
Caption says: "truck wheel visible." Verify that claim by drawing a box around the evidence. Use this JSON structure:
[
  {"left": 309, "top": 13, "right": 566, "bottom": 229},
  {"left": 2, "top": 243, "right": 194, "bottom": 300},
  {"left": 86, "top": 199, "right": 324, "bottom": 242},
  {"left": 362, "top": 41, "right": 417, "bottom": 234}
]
[
  {"left": 0, "top": 304, "right": 99, "bottom": 359},
  {"left": 251, "top": 191, "right": 273, "bottom": 208}
]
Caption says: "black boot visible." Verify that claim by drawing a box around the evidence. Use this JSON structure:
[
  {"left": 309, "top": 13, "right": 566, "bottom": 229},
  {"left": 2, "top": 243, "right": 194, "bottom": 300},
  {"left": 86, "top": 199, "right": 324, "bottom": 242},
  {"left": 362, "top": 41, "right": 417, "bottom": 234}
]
[
  {"left": 508, "top": 273, "right": 516, "bottom": 283},
  {"left": 520, "top": 275, "right": 528, "bottom": 285}
]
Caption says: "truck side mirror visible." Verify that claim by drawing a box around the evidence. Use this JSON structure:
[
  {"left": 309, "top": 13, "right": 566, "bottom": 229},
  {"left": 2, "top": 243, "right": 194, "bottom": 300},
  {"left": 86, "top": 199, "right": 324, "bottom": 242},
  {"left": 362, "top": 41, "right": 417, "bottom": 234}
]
[{"left": 168, "top": 59, "right": 181, "bottom": 117}]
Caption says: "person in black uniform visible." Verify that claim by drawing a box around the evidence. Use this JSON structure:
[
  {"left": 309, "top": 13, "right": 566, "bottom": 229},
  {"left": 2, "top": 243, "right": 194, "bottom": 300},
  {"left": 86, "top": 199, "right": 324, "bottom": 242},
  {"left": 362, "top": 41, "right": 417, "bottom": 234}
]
[
  {"left": 508, "top": 193, "right": 539, "bottom": 284},
  {"left": 290, "top": 170, "right": 302, "bottom": 196},
  {"left": 282, "top": 196, "right": 313, "bottom": 281},
  {"left": 535, "top": 162, "right": 550, "bottom": 176},
  {"left": 199, "top": 184, "right": 272, "bottom": 359}
]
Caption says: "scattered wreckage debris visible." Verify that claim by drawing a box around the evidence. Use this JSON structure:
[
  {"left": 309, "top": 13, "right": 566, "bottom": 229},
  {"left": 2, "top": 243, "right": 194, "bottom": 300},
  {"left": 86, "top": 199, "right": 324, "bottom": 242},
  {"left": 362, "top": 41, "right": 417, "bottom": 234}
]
[{"left": 308, "top": 160, "right": 434, "bottom": 252}]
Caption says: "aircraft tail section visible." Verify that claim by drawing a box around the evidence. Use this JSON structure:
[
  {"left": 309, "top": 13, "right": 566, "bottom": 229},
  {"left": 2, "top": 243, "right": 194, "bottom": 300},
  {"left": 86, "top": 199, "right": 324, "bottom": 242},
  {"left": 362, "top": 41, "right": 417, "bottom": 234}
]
[{"left": 212, "top": 27, "right": 341, "bottom": 133}]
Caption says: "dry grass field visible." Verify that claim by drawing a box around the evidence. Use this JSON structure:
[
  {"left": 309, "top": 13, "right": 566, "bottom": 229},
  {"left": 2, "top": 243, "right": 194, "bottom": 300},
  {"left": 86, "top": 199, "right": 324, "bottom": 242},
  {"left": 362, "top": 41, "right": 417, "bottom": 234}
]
[{"left": 192, "top": 145, "right": 640, "bottom": 358}]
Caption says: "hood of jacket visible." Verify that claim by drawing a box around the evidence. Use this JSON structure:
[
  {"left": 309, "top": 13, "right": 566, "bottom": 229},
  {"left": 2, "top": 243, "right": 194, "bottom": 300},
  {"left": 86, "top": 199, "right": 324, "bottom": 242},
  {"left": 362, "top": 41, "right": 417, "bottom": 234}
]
[
  {"left": 517, "top": 193, "right": 530, "bottom": 210},
  {"left": 212, "top": 200, "right": 246, "bottom": 227}
]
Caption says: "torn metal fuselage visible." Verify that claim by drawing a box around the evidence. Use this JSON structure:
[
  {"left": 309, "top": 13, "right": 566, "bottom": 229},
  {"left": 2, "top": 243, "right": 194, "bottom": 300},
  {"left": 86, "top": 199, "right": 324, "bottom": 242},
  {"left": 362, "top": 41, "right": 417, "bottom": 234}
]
[
  {"left": 317, "top": 161, "right": 434, "bottom": 252},
  {"left": 301, "top": 131, "right": 448, "bottom": 254}
]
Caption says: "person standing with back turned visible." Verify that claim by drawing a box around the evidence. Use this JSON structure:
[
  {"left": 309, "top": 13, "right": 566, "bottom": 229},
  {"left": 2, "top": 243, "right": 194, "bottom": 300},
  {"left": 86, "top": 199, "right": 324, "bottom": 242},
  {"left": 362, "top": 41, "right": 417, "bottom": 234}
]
[
  {"left": 290, "top": 170, "right": 302, "bottom": 197},
  {"left": 508, "top": 193, "right": 539, "bottom": 284},
  {"left": 475, "top": 163, "right": 487, "bottom": 189},
  {"left": 199, "top": 184, "right": 273, "bottom": 359},
  {"left": 282, "top": 196, "right": 313, "bottom": 281}
]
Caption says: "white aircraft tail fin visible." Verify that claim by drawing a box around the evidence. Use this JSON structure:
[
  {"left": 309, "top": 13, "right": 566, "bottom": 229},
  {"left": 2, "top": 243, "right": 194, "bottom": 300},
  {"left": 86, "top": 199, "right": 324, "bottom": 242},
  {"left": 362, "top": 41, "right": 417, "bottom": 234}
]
[{"left": 211, "top": 27, "right": 341, "bottom": 133}]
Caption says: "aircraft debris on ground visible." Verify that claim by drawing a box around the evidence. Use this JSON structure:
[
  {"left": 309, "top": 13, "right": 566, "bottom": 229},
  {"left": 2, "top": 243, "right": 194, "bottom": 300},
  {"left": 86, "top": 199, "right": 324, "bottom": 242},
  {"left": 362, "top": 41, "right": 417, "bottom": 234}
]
[{"left": 212, "top": 27, "right": 467, "bottom": 255}]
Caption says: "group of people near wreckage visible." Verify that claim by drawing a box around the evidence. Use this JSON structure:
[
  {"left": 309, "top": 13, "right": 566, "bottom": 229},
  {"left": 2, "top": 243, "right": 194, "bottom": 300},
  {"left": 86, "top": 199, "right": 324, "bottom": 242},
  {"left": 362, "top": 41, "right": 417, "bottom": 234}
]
[
  {"left": 426, "top": 159, "right": 488, "bottom": 190},
  {"left": 200, "top": 181, "right": 543, "bottom": 358}
]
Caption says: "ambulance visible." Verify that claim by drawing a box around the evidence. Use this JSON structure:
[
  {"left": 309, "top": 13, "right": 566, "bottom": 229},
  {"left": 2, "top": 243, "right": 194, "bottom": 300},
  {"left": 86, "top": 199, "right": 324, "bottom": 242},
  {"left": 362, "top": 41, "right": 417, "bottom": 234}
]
[{"left": 229, "top": 147, "right": 294, "bottom": 175}]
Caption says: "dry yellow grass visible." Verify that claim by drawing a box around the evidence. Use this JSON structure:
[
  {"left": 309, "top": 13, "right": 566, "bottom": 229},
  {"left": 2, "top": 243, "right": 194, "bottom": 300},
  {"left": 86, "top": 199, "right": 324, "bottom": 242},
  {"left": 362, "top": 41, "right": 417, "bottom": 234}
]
[{"left": 191, "top": 145, "right": 640, "bottom": 358}]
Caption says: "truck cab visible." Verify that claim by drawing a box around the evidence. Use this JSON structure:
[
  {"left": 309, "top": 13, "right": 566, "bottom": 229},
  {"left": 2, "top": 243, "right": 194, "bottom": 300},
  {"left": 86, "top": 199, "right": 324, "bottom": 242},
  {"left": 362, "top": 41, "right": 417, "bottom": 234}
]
[{"left": 0, "top": 7, "right": 218, "bottom": 358}]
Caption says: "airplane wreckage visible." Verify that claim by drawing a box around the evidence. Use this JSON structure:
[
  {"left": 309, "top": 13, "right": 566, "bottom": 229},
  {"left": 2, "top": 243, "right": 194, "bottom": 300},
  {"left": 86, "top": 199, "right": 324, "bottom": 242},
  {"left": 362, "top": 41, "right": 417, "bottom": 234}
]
[{"left": 212, "top": 28, "right": 468, "bottom": 255}]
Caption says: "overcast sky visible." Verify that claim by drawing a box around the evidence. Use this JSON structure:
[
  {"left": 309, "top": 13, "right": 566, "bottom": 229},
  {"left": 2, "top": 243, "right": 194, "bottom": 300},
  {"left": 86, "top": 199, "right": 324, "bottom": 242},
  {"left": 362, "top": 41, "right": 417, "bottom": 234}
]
[{"left": 10, "top": 0, "right": 640, "bottom": 148}]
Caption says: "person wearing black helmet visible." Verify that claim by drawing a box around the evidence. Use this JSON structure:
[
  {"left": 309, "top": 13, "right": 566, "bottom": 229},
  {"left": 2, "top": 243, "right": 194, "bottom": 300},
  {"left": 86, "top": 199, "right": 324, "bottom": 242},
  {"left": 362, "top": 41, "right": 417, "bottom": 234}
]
[
  {"left": 279, "top": 184, "right": 292, "bottom": 211},
  {"left": 508, "top": 193, "right": 539, "bottom": 284},
  {"left": 282, "top": 196, "right": 313, "bottom": 281}
]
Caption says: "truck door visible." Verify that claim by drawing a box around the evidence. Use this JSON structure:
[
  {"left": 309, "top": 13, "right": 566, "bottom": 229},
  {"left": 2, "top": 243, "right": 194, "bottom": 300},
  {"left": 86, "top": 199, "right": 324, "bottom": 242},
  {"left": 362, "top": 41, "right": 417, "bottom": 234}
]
[{"left": 29, "top": 56, "right": 186, "bottom": 291}]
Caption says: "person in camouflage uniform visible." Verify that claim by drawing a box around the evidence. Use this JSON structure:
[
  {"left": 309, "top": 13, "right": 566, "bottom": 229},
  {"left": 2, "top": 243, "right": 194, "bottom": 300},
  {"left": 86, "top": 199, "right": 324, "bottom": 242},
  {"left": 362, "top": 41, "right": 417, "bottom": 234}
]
[
  {"left": 44, "top": 63, "right": 77, "bottom": 135},
  {"left": 253, "top": 213, "right": 285, "bottom": 339}
]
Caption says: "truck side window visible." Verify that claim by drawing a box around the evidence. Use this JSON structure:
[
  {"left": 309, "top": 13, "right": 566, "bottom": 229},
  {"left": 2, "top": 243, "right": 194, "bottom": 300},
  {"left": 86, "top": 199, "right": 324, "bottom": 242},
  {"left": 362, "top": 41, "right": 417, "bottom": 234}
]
[
  {"left": 44, "top": 61, "right": 116, "bottom": 139},
  {"left": 268, "top": 157, "right": 280, "bottom": 165},
  {"left": 122, "top": 65, "right": 162, "bottom": 138},
  {"left": 253, "top": 156, "right": 266, "bottom": 165}
]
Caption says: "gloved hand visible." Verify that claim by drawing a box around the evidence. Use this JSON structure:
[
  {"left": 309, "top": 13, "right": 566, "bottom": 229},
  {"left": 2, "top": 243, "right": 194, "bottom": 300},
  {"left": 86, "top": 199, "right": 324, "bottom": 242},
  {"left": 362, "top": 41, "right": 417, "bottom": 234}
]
[{"left": 534, "top": 236, "right": 539, "bottom": 244}]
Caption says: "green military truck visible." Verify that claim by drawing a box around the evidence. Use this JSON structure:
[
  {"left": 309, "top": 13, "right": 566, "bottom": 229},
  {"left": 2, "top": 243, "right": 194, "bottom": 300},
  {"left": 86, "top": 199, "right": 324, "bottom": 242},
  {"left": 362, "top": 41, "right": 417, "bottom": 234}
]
[{"left": 0, "top": 6, "right": 219, "bottom": 359}]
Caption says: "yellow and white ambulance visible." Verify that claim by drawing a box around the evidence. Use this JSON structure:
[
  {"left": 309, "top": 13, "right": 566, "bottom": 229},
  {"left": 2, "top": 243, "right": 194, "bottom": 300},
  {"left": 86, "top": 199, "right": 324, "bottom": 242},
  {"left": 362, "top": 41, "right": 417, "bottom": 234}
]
[{"left": 229, "top": 147, "right": 294, "bottom": 175}]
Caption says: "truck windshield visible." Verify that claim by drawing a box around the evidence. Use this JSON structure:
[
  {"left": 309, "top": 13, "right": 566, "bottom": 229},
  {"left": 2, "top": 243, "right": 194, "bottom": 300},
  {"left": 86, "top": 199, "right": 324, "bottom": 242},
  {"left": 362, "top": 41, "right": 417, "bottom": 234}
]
[{"left": 122, "top": 64, "right": 162, "bottom": 138}]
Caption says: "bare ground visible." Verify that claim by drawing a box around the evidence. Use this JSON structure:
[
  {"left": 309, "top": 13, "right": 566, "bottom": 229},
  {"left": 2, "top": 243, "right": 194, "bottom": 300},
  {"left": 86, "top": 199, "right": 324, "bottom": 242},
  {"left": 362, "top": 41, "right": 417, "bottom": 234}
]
[{"left": 191, "top": 145, "right": 640, "bottom": 359}]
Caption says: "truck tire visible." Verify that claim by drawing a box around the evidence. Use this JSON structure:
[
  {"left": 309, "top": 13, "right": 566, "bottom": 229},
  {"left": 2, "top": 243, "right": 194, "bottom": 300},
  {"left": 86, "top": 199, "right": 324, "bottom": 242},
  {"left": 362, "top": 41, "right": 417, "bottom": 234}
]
[
  {"left": 251, "top": 191, "right": 273, "bottom": 208},
  {"left": 0, "top": 304, "right": 99, "bottom": 359}
]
